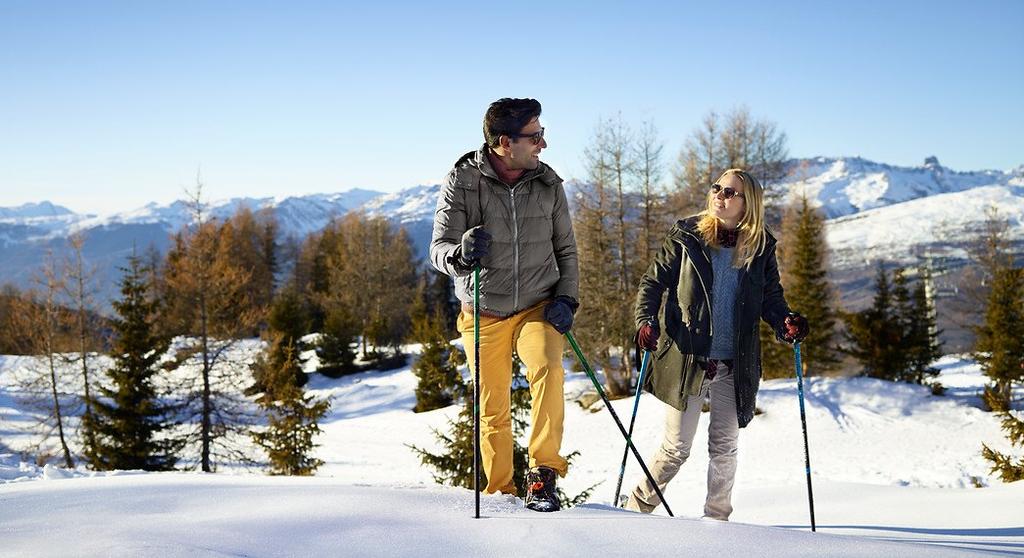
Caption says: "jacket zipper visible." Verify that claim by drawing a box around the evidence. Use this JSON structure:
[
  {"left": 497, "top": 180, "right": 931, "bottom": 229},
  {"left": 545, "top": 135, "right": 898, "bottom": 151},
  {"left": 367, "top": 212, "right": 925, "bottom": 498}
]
[
  {"left": 510, "top": 186, "right": 519, "bottom": 310},
  {"left": 684, "top": 232, "right": 714, "bottom": 338}
]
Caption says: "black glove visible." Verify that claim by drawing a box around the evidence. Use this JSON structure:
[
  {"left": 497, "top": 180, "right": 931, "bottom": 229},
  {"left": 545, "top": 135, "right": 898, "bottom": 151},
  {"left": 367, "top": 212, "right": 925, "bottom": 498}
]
[
  {"left": 460, "top": 226, "right": 492, "bottom": 266},
  {"left": 544, "top": 296, "right": 578, "bottom": 334},
  {"left": 779, "top": 312, "right": 809, "bottom": 344}
]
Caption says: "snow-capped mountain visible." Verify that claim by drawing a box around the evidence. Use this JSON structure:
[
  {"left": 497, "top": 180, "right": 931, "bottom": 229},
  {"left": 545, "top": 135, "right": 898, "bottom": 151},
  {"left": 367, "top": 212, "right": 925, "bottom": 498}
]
[
  {"left": 0, "top": 187, "right": 422, "bottom": 304},
  {"left": 0, "top": 156, "right": 1020, "bottom": 319},
  {"left": 772, "top": 156, "right": 1024, "bottom": 276},
  {"left": 67, "top": 188, "right": 387, "bottom": 240},
  {"left": 781, "top": 156, "right": 1023, "bottom": 219},
  {"left": 0, "top": 201, "right": 76, "bottom": 220}
]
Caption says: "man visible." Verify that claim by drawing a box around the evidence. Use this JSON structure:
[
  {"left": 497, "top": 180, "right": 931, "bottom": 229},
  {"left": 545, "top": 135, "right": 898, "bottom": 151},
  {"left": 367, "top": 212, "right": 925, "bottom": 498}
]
[{"left": 430, "top": 98, "right": 579, "bottom": 512}]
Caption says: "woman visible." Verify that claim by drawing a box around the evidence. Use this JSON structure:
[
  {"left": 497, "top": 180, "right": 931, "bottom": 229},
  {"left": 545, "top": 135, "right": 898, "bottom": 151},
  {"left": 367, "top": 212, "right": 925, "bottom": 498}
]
[{"left": 624, "top": 168, "right": 808, "bottom": 519}]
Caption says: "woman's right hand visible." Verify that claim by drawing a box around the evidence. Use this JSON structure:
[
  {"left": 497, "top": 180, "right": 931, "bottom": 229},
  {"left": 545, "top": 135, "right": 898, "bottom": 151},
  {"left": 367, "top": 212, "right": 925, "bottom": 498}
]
[{"left": 637, "top": 322, "right": 660, "bottom": 352}]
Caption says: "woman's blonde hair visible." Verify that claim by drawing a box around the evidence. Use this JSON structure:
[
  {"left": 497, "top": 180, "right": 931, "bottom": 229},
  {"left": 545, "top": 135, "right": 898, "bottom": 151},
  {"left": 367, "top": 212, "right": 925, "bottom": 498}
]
[{"left": 696, "top": 168, "right": 768, "bottom": 269}]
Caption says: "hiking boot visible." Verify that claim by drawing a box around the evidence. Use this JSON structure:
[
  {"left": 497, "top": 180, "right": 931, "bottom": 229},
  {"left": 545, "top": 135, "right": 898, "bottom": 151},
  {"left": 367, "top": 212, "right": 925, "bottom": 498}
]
[{"left": 525, "top": 466, "right": 560, "bottom": 512}]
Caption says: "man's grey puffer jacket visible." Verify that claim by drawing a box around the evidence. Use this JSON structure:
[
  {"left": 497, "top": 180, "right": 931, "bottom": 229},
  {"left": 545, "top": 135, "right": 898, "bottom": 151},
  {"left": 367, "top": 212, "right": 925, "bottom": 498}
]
[{"left": 429, "top": 145, "right": 579, "bottom": 317}]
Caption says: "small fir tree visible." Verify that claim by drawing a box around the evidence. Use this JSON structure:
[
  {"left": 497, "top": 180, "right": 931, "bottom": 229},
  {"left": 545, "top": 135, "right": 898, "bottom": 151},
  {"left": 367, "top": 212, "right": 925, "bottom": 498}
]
[
  {"left": 267, "top": 287, "right": 312, "bottom": 347},
  {"left": 890, "top": 269, "right": 915, "bottom": 381},
  {"left": 408, "top": 359, "right": 525, "bottom": 491},
  {"left": 846, "top": 265, "right": 944, "bottom": 385},
  {"left": 249, "top": 287, "right": 311, "bottom": 394},
  {"left": 973, "top": 265, "right": 1024, "bottom": 411},
  {"left": 410, "top": 290, "right": 464, "bottom": 413},
  {"left": 782, "top": 194, "right": 841, "bottom": 374},
  {"left": 906, "top": 270, "right": 943, "bottom": 385},
  {"left": 844, "top": 264, "right": 902, "bottom": 380},
  {"left": 89, "top": 255, "right": 178, "bottom": 471},
  {"left": 316, "top": 304, "right": 360, "bottom": 378},
  {"left": 981, "top": 411, "right": 1024, "bottom": 482},
  {"left": 251, "top": 335, "right": 330, "bottom": 476},
  {"left": 409, "top": 359, "right": 597, "bottom": 506},
  {"left": 763, "top": 194, "right": 841, "bottom": 379}
]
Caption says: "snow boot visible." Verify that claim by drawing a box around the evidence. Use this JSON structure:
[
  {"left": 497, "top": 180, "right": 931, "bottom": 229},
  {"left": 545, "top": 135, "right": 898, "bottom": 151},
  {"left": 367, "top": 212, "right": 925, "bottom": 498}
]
[{"left": 525, "top": 466, "right": 560, "bottom": 512}]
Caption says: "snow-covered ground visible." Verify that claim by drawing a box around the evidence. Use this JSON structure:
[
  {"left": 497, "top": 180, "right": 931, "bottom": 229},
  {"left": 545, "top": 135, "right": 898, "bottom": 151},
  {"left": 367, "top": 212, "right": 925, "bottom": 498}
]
[{"left": 1, "top": 349, "right": 1022, "bottom": 557}]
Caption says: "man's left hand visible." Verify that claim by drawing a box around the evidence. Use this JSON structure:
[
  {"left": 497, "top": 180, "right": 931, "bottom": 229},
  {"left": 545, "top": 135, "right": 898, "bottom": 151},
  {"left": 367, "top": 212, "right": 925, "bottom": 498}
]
[{"left": 544, "top": 296, "right": 577, "bottom": 334}]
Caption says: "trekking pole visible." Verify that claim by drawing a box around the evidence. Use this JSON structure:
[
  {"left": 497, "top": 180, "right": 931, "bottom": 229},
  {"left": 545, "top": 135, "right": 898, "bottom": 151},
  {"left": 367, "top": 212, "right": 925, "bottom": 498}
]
[
  {"left": 473, "top": 265, "right": 481, "bottom": 519},
  {"left": 565, "top": 332, "right": 673, "bottom": 517},
  {"left": 612, "top": 349, "right": 652, "bottom": 506},
  {"left": 794, "top": 342, "right": 816, "bottom": 532}
]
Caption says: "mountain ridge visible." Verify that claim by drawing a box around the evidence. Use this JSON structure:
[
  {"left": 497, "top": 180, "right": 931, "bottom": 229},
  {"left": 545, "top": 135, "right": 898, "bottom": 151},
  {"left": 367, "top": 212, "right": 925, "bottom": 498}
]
[{"left": 0, "top": 155, "right": 1020, "bottom": 325}]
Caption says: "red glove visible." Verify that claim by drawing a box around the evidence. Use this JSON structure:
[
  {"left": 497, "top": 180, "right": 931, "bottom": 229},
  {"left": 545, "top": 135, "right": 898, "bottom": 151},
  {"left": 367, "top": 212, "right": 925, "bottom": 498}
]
[
  {"left": 637, "top": 322, "right": 659, "bottom": 352},
  {"left": 782, "top": 313, "right": 809, "bottom": 344}
]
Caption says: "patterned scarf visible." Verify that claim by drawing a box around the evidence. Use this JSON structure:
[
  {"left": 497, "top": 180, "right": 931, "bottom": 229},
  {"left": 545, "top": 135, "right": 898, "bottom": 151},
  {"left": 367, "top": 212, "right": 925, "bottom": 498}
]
[{"left": 716, "top": 225, "right": 740, "bottom": 248}]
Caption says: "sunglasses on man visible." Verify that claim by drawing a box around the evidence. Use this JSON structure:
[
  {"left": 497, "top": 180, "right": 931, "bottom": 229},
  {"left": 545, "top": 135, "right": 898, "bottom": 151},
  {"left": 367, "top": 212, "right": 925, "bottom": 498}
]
[
  {"left": 710, "top": 183, "right": 744, "bottom": 199},
  {"left": 509, "top": 127, "right": 545, "bottom": 145}
]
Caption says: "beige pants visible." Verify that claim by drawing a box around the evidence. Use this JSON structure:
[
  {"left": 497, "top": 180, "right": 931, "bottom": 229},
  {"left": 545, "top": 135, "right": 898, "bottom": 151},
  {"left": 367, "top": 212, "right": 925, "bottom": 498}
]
[
  {"left": 456, "top": 301, "right": 568, "bottom": 495},
  {"left": 626, "top": 361, "right": 739, "bottom": 519}
]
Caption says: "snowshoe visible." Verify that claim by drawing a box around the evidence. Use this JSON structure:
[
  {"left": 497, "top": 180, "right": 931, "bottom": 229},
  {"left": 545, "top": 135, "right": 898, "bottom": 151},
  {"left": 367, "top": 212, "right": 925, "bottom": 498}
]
[{"left": 525, "top": 466, "right": 560, "bottom": 512}]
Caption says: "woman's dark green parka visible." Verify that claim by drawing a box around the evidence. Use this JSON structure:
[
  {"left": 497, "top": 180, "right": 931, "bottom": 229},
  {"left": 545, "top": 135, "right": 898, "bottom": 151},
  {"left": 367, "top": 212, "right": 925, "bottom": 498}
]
[{"left": 635, "top": 216, "right": 792, "bottom": 428}]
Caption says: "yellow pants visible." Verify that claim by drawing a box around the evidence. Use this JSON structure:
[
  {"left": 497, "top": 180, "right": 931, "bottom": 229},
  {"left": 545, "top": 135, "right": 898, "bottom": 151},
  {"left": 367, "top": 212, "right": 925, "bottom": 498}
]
[{"left": 457, "top": 301, "right": 568, "bottom": 494}]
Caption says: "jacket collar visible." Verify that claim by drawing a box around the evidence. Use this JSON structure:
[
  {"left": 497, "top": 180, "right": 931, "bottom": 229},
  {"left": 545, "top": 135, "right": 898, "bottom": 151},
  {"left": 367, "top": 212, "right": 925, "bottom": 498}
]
[
  {"left": 469, "top": 144, "right": 559, "bottom": 188},
  {"left": 672, "top": 215, "right": 776, "bottom": 290},
  {"left": 674, "top": 215, "right": 778, "bottom": 252}
]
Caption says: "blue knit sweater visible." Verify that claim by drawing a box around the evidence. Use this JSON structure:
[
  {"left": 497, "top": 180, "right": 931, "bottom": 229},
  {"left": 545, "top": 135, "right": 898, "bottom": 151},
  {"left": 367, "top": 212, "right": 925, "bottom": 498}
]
[{"left": 709, "top": 246, "right": 739, "bottom": 359}]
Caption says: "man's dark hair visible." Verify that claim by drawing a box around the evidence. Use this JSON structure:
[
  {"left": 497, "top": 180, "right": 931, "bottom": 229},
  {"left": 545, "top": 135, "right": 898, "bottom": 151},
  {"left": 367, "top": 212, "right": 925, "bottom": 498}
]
[{"left": 483, "top": 98, "right": 542, "bottom": 148}]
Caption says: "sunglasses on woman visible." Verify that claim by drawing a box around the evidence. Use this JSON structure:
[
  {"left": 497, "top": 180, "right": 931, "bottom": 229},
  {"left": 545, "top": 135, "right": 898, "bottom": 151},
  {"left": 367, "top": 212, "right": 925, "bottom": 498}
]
[{"left": 710, "top": 183, "right": 744, "bottom": 199}]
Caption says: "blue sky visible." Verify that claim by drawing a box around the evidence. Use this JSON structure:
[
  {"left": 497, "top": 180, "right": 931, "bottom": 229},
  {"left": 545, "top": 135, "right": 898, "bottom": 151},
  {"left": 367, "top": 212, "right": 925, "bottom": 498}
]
[{"left": 2, "top": 0, "right": 1022, "bottom": 214}]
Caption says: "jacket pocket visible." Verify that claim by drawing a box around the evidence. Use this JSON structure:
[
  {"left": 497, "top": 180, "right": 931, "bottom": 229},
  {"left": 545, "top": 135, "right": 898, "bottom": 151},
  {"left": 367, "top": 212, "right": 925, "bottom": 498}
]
[{"left": 656, "top": 336, "right": 673, "bottom": 360}]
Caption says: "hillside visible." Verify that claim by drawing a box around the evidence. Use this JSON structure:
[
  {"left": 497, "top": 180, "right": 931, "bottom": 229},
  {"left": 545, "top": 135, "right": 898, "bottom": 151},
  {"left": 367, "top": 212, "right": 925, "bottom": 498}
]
[{"left": 1, "top": 345, "right": 1022, "bottom": 556}]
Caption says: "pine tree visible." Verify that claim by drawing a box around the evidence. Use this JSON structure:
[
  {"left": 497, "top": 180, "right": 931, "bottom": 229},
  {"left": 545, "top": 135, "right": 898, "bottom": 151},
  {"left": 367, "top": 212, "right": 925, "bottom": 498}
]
[
  {"left": 409, "top": 359, "right": 596, "bottom": 506},
  {"left": 251, "top": 287, "right": 312, "bottom": 391},
  {"left": 409, "top": 359, "right": 528, "bottom": 492},
  {"left": 89, "top": 255, "right": 178, "bottom": 471},
  {"left": 973, "top": 265, "right": 1024, "bottom": 411},
  {"left": 423, "top": 268, "right": 459, "bottom": 335},
  {"left": 411, "top": 329, "right": 464, "bottom": 413},
  {"left": 251, "top": 335, "right": 330, "bottom": 476},
  {"left": 906, "top": 269, "right": 943, "bottom": 385},
  {"left": 890, "top": 268, "right": 915, "bottom": 381},
  {"left": 982, "top": 411, "right": 1024, "bottom": 482},
  {"left": 315, "top": 302, "right": 360, "bottom": 377},
  {"left": 410, "top": 277, "right": 465, "bottom": 413},
  {"left": 763, "top": 194, "right": 840, "bottom": 379},
  {"left": 844, "top": 264, "right": 944, "bottom": 385},
  {"left": 844, "top": 264, "right": 902, "bottom": 380}
]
